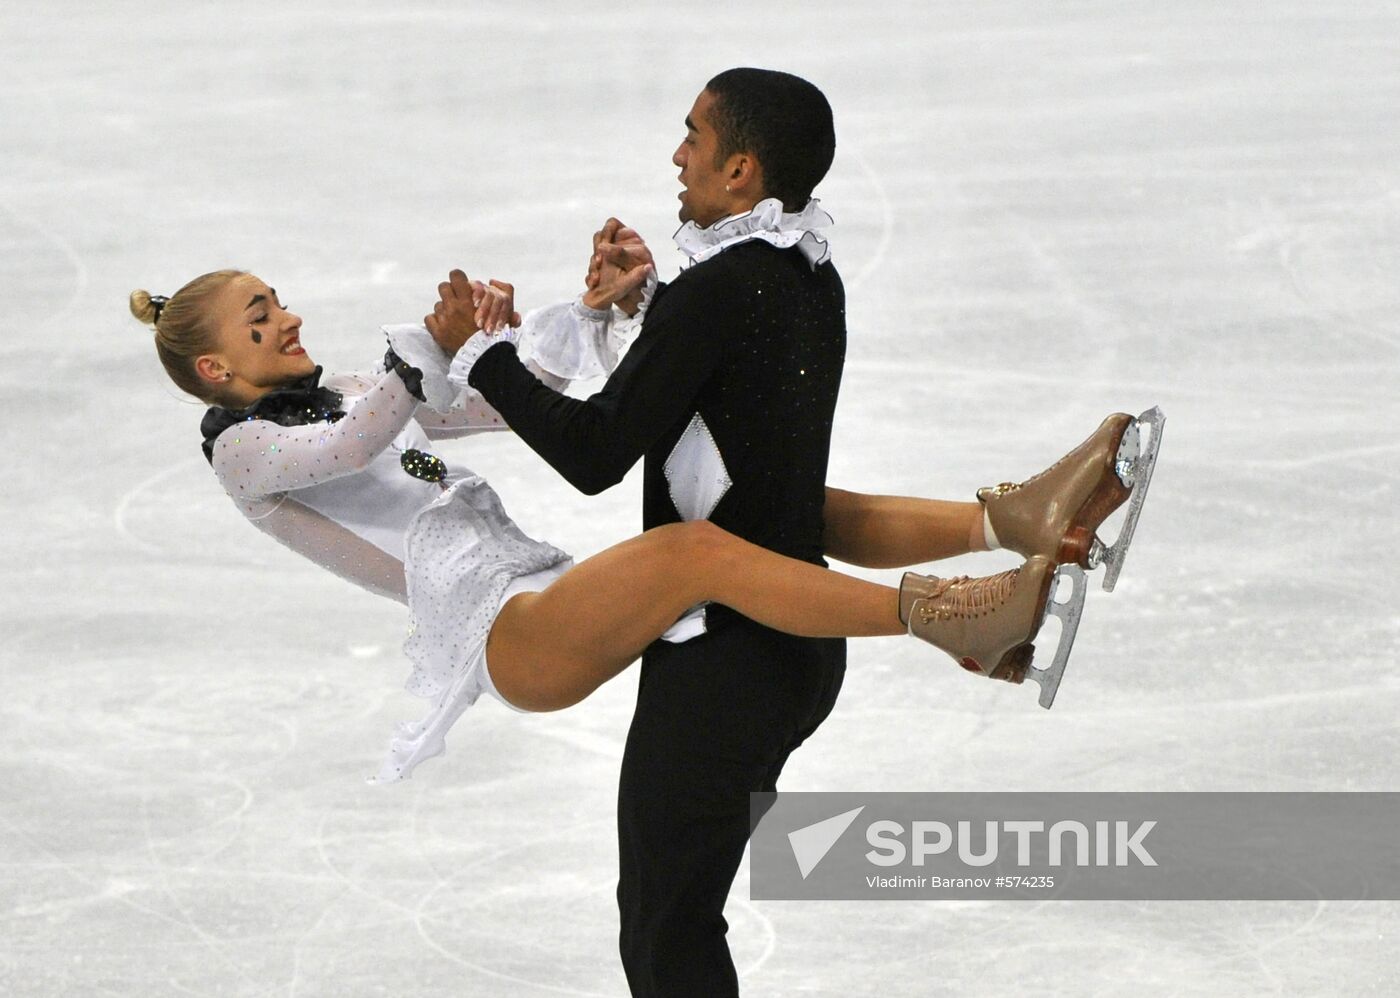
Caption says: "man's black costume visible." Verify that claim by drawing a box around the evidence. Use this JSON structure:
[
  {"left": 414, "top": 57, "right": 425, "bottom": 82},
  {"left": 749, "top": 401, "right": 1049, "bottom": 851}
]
[{"left": 468, "top": 224, "right": 847, "bottom": 996}]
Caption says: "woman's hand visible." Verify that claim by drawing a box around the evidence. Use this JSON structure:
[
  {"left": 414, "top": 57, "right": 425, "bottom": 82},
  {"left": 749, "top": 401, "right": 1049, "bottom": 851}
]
[{"left": 425, "top": 270, "right": 522, "bottom": 356}]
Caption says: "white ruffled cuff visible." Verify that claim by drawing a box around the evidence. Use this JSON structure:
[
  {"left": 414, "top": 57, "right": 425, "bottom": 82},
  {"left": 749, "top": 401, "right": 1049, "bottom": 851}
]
[
  {"left": 516, "top": 297, "right": 617, "bottom": 381},
  {"left": 613, "top": 269, "right": 659, "bottom": 339},
  {"left": 447, "top": 326, "right": 522, "bottom": 394},
  {"left": 382, "top": 323, "right": 456, "bottom": 411}
]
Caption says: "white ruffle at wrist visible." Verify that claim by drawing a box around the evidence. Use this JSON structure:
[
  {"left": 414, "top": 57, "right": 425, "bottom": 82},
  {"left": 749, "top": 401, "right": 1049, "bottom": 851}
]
[
  {"left": 614, "top": 269, "right": 659, "bottom": 337},
  {"left": 447, "top": 326, "right": 522, "bottom": 393},
  {"left": 385, "top": 289, "right": 644, "bottom": 408},
  {"left": 672, "top": 197, "right": 834, "bottom": 270},
  {"left": 516, "top": 297, "right": 619, "bottom": 381}
]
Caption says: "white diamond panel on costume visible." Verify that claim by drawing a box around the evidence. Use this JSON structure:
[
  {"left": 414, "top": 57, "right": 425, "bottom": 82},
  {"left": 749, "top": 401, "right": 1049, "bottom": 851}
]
[{"left": 663, "top": 413, "right": 732, "bottom": 522}]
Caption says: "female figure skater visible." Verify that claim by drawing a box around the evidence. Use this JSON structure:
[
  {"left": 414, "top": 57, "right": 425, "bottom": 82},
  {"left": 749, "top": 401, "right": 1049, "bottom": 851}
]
[{"left": 129, "top": 268, "right": 1141, "bottom": 781}]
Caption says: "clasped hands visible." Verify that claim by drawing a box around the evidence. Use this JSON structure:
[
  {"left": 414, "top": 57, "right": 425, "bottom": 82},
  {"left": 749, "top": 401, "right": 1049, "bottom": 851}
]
[
  {"left": 423, "top": 272, "right": 519, "bottom": 357},
  {"left": 582, "top": 218, "right": 655, "bottom": 317},
  {"left": 423, "top": 218, "right": 655, "bottom": 357}
]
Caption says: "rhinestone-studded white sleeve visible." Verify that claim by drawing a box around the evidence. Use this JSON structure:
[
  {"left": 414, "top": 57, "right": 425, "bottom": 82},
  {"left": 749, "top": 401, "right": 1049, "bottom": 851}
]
[
  {"left": 210, "top": 366, "right": 422, "bottom": 505},
  {"left": 241, "top": 495, "right": 410, "bottom": 604}
]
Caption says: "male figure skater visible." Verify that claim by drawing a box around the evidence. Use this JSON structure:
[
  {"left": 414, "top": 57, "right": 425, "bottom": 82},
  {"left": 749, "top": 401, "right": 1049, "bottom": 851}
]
[{"left": 445, "top": 68, "right": 845, "bottom": 995}]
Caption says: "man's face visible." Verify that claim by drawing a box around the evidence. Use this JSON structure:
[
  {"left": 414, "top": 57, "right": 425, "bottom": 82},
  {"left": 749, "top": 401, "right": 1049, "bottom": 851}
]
[{"left": 673, "top": 89, "right": 734, "bottom": 228}]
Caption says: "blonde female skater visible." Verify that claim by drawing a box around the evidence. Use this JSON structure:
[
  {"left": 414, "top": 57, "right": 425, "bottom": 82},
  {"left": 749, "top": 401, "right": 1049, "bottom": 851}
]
[{"left": 130, "top": 268, "right": 1147, "bottom": 781}]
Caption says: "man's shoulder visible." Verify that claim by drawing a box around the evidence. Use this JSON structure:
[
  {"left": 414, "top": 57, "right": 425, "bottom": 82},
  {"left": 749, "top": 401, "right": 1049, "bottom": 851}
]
[
  {"left": 672, "top": 240, "right": 841, "bottom": 288},
  {"left": 654, "top": 251, "right": 749, "bottom": 307},
  {"left": 650, "top": 250, "right": 842, "bottom": 334},
  {"left": 670, "top": 244, "right": 755, "bottom": 284}
]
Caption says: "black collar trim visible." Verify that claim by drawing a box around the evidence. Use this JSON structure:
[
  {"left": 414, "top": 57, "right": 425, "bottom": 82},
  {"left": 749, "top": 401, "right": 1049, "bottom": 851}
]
[{"left": 199, "top": 366, "right": 345, "bottom": 464}]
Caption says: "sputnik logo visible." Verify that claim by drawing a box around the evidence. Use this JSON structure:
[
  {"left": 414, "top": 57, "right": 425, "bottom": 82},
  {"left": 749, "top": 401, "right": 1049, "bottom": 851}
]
[{"left": 787, "top": 806, "right": 865, "bottom": 879}]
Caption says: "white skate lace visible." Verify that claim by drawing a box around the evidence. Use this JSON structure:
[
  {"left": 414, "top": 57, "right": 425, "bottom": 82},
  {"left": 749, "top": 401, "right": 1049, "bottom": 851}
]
[{"left": 918, "top": 568, "right": 1020, "bottom": 624}]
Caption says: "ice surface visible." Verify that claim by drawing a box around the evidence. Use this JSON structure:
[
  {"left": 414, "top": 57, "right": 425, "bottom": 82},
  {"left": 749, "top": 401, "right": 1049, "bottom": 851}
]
[{"left": 4, "top": 1, "right": 1399, "bottom": 995}]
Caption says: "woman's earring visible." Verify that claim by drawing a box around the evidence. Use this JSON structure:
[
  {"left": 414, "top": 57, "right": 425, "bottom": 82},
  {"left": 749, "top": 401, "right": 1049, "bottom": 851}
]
[
  {"left": 725, "top": 185, "right": 731, "bottom": 192},
  {"left": 224, "top": 373, "right": 232, "bottom": 380}
]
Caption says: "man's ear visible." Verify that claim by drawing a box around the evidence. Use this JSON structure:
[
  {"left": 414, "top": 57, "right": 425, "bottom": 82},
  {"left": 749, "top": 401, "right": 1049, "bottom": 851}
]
[{"left": 725, "top": 152, "right": 765, "bottom": 198}]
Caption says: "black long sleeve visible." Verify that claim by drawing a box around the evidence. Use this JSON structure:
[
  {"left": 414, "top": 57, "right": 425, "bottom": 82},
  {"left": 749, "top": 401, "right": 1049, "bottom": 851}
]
[
  {"left": 467, "top": 263, "right": 741, "bottom": 495},
  {"left": 469, "top": 240, "right": 846, "bottom": 567}
]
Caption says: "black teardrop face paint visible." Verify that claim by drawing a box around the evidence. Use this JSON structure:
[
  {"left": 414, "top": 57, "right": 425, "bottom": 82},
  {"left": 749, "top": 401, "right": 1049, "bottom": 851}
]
[{"left": 250, "top": 329, "right": 262, "bottom": 344}]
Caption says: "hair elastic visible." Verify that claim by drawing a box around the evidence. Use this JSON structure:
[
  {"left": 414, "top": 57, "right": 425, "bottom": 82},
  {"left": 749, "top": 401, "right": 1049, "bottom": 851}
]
[{"left": 149, "top": 295, "right": 169, "bottom": 324}]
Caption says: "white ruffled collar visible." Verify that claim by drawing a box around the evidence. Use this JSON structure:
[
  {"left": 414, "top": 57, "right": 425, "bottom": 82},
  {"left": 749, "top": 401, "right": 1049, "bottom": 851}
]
[{"left": 672, "top": 197, "right": 834, "bottom": 270}]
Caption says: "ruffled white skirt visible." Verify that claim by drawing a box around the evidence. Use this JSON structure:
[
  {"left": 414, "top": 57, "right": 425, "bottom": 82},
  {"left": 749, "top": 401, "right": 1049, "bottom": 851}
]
[{"left": 374, "top": 473, "right": 570, "bottom": 783}]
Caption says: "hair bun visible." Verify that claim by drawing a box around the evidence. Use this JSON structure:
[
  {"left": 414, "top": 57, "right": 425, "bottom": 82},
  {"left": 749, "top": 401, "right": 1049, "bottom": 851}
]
[{"left": 129, "top": 289, "right": 168, "bottom": 327}]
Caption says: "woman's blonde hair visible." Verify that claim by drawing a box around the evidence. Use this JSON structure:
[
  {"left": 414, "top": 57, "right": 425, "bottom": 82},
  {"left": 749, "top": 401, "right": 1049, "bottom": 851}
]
[{"left": 129, "top": 269, "right": 245, "bottom": 405}]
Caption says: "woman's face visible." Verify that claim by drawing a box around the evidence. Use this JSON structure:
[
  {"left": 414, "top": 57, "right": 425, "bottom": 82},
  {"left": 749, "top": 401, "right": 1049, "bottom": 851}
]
[{"left": 201, "top": 273, "right": 316, "bottom": 403}]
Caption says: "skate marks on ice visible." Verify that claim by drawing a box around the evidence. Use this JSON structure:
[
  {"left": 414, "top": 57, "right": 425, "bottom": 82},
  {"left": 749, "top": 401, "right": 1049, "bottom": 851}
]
[
  {"left": 737, "top": 877, "right": 1368, "bottom": 997},
  {"left": 5, "top": 0, "right": 1400, "bottom": 994},
  {"left": 0, "top": 195, "right": 90, "bottom": 344},
  {"left": 838, "top": 142, "right": 896, "bottom": 297},
  {"left": 0, "top": 665, "right": 642, "bottom": 994},
  {"left": 111, "top": 458, "right": 213, "bottom": 559}
]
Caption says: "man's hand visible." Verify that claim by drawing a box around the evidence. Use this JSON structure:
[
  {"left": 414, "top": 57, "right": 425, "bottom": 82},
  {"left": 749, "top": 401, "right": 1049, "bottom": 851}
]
[
  {"left": 583, "top": 218, "right": 654, "bottom": 316},
  {"left": 424, "top": 270, "right": 521, "bottom": 356}
]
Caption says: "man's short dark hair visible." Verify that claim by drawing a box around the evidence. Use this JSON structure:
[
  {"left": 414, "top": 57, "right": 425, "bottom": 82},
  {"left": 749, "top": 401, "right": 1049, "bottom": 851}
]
[{"left": 704, "top": 68, "right": 836, "bottom": 212}]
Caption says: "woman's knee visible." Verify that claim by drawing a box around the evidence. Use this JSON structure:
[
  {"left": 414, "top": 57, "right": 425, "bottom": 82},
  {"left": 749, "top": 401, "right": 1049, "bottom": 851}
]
[{"left": 651, "top": 519, "right": 734, "bottom": 566}]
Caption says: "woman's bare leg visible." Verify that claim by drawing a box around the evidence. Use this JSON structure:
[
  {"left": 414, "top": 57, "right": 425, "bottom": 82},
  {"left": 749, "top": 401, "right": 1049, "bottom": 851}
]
[
  {"left": 822, "top": 486, "right": 985, "bottom": 568},
  {"left": 487, "top": 520, "right": 903, "bottom": 711}
]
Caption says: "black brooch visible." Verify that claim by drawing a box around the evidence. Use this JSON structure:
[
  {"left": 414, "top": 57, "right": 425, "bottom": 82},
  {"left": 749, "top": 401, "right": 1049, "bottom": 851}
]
[{"left": 399, "top": 448, "right": 447, "bottom": 487}]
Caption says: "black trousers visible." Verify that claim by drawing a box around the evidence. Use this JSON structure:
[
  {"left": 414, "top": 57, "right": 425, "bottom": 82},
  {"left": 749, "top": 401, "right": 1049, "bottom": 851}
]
[{"left": 616, "top": 619, "right": 846, "bottom": 997}]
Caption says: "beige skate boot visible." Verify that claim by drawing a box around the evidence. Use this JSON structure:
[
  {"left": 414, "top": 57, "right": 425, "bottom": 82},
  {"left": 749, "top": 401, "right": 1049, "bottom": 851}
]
[
  {"left": 899, "top": 556, "right": 1058, "bottom": 683},
  {"left": 900, "top": 556, "right": 1090, "bottom": 708},
  {"left": 979, "top": 408, "right": 1165, "bottom": 592}
]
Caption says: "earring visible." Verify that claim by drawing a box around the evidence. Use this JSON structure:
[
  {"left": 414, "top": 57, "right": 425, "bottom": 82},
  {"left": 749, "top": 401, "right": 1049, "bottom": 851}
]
[
  {"left": 725, "top": 185, "right": 731, "bottom": 192},
  {"left": 223, "top": 373, "right": 232, "bottom": 380}
]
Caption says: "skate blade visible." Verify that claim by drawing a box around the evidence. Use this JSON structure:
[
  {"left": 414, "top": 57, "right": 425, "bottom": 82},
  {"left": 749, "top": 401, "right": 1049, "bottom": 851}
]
[
  {"left": 1026, "top": 564, "right": 1087, "bottom": 709},
  {"left": 1097, "top": 406, "right": 1165, "bottom": 593}
]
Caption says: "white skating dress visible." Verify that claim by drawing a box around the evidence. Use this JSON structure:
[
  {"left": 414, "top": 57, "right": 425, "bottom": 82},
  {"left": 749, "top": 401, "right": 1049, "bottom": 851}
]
[{"left": 203, "top": 303, "right": 630, "bottom": 783}]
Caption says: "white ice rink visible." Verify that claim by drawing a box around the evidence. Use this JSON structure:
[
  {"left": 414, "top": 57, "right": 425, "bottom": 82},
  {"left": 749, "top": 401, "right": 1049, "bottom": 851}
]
[{"left": 4, "top": 1, "right": 1399, "bottom": 995}]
